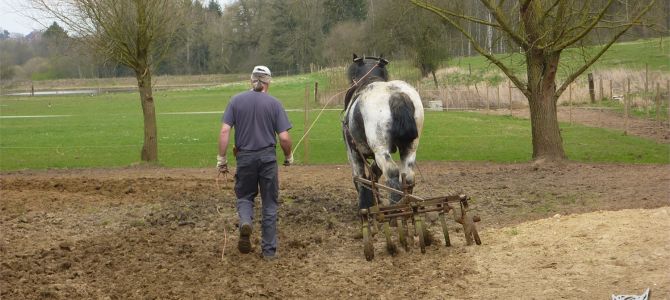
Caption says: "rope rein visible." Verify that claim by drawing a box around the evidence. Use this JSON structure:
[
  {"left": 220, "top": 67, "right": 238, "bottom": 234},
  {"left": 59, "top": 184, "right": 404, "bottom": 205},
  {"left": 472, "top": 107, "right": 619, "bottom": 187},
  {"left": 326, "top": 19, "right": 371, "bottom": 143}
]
[{"left": 291, "top": 63, "right": 380, "bottom": 154}]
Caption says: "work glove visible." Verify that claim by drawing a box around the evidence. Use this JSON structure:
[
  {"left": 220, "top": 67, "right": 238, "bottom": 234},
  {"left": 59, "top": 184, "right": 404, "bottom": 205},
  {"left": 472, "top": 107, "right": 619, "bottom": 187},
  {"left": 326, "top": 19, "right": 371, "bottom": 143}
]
[
  {"left": 217, "top": 155, "right": 228, "bottom": 173},
  {"left": 283, "top": 153, "right": 294, "bottom": 166}
]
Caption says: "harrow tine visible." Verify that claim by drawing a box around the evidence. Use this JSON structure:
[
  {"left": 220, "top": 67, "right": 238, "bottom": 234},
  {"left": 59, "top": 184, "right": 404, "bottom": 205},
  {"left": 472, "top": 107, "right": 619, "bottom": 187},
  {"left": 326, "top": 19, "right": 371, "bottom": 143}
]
[
  {"left": 463, "top": 220, "right": 475, "bottom": 246},
  {"left": 360, "top": 209, "right": 374, "bottom": 261},
  {"left": 439, "top": 211, "right": 451, "bottom": 247},
  {"left": 473, "top": 226, "right": 482, "bottom": 245},
  {"left": 464, "top": 212, "right": 482, "bottom": 246},
  {"left": 371, "top": 205, "right": 381, "bottom": 235},
  {"left": 363, "top": 224, "right": 374, "bottom": 260},
  {"left": 383, "top": 221, "right": 397, "bottom": 256},
  {"left": 414, "top": 215, "right": 426, "bottom": 254},
  {"left": 397, "top": 218, "right": 409, "bottom": 252},
  {"left": 459, "top": 195, "right": 482, "bottom": 246}
]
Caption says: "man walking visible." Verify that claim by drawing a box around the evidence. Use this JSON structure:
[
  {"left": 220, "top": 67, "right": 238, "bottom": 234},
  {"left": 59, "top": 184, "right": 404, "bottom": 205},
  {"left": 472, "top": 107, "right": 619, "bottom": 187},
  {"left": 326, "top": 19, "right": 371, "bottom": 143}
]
[{"left": 217, "top": 65, "right": 293, "bottom": 260}]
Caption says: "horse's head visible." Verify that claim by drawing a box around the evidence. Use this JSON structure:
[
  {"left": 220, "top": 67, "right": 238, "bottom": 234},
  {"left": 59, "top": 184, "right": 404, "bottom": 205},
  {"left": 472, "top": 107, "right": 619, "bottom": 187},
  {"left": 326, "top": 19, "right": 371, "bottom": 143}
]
[{"left": 347, "top": 54, "right": 389, "bottom": 86}]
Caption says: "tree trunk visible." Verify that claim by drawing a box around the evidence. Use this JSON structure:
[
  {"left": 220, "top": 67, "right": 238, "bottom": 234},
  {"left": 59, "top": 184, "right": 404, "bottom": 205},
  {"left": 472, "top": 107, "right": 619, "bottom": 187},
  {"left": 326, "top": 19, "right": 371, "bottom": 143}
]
[
  {"left": 528, "top": 90, "right": 565, "bottom": 161},
  {"left": 186, "top": 34, "right": 191, "bottom": 75},
  {"left": 588, "top": 73, "right": 596, "bottom": 103},
  {"left": 136, "top": 68, "right": 158, "bottom": 163},
  {"left": 527, "top": 50, "right": 566, "bottom": 161},
  {"left": 486, "top": 12, "right": 493, "bottom": 53}
]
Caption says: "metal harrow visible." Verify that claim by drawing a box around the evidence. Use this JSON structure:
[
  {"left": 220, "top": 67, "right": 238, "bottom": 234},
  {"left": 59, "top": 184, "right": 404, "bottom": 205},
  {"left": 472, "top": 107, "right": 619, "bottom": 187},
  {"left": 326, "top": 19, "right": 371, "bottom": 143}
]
[{"left": 355, "top": 176, "right": 482, "bottom": 261}]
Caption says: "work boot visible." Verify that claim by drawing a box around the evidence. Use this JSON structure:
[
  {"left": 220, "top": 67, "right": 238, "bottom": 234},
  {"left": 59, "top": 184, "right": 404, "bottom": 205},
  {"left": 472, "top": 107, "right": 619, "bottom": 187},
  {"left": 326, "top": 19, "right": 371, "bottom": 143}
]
[
  {"left": 238, "top": 223, "right": 252, "bottom": 254},
  {"left": 260, "top": 252, "right": 278, "bottom": 262}
]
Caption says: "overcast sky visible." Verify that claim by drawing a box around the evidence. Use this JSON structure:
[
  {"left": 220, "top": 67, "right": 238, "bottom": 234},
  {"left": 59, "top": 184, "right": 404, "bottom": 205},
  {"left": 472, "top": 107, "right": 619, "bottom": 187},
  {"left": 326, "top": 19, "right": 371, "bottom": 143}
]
[
  {"left": 0, "top": 0, "right": 44, "bottom": 34},
  {"left": 0, "top": 0, "right": 233, "bottom": 35}
]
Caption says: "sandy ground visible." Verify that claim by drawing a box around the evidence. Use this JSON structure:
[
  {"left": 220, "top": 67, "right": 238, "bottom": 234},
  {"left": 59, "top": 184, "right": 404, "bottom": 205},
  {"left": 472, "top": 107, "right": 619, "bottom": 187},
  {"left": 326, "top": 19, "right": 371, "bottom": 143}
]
[{"left": 1, "top": 109, "right": 669, "bottom": 299}]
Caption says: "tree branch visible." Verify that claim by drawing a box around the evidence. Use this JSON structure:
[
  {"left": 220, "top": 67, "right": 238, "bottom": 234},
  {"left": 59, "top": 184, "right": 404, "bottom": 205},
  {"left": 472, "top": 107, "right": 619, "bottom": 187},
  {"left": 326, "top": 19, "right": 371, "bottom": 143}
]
[
  {"left": 553, "top": 0, "right": 615, "bottom": 50},
  {"left": 539, "top": 0, "right": 562, "bottom": 25},
  {"left": 411, "top": 0, "right": 529, "bottom": 97},
  {"left": 424, "top": 5, "right": 501, "bottom": 28},
  {"left": 556, "top": 0, "right": 656, "bottom": 97},
  {"left": 480, "top": 0, "right": 530, "bottom": 49}
]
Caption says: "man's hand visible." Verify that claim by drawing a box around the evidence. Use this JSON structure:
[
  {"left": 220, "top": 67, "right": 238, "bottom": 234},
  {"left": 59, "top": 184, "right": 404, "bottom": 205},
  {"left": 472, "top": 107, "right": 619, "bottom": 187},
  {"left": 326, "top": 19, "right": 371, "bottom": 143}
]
[
  {"left": 217, "top": 155, "right": 228, "bottom": 173},
  {"left": 283, "top": 153, "right": 294, "bottom": 166}
]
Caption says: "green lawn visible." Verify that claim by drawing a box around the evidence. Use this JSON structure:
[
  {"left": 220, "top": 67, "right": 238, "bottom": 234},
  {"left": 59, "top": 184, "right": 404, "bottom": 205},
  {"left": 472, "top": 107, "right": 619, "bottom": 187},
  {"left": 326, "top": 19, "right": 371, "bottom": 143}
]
[
  {"left": 2, "top": 38, "right": 668, "bottom": 171},
  {"left": 1, "top": 84, "right": 668, "bottom": 171},
  {"left": 446, "top": 38, "right": 670, "bottom": 85}
]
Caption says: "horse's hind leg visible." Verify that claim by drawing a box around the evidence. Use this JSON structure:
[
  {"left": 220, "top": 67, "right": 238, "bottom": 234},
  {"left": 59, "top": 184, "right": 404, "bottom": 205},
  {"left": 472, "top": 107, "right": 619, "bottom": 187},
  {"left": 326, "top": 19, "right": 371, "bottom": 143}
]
[
  {"left": 370, "top": 161, "right": 382, "bottom": 181},
  {"left": 347, "top": 147, "right": 374, "bottom": 209},
  {"left": 399, "top": 141, "right": 418, "bottom": 194},
  {"left": 372, "top": 149, "right": 402, "bottom": 204}
]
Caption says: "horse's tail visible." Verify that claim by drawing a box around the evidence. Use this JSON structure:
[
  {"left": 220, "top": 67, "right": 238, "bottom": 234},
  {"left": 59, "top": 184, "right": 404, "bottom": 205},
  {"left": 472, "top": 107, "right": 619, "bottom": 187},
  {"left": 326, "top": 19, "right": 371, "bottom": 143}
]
[{"left": 389, "top": 92, "right": 418, "bottom": 149}]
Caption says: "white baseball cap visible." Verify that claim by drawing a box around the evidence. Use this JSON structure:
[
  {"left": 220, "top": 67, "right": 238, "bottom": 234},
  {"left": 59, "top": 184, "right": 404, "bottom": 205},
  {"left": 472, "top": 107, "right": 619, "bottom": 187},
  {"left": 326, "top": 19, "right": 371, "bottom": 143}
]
[
  {"left": 251, "top": 65, "right": 272, "bottom": 84},
  {"left": 252, "top": 65, "right": 271, "bottom": 77}
]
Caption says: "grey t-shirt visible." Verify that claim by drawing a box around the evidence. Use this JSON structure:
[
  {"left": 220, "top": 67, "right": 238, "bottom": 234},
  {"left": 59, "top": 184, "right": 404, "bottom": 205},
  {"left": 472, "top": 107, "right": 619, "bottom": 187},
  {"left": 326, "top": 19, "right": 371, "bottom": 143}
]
[{"left": 222, "top": 90, "right": 292, "bottom": 151}]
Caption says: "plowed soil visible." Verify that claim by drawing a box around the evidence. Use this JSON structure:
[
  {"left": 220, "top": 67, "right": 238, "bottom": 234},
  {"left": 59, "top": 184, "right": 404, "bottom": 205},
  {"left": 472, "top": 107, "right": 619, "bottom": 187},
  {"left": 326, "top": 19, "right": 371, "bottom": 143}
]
[{"left": 1, "top": 110, "right": 669, "bottom": 299}]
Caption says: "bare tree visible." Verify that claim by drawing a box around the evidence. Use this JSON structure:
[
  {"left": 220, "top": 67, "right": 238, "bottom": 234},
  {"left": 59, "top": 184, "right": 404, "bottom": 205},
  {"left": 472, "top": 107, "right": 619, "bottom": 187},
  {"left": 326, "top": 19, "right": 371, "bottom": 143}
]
[
  {"left": 30, "top": 0, "right": 183, "bottom": 163},
  {"left": 411, "top": 0, "right": 655, "bottom": 161},
  {"left": 372, "top": 0, "right": 451, "bottom": 87}
]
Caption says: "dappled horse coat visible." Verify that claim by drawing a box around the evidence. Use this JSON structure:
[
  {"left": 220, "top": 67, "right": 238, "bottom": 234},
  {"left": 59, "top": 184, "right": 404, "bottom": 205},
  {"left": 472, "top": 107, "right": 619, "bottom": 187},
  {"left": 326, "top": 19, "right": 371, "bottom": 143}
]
[{"left": 342, "top": 54, "right": 424, "bottom": 209}]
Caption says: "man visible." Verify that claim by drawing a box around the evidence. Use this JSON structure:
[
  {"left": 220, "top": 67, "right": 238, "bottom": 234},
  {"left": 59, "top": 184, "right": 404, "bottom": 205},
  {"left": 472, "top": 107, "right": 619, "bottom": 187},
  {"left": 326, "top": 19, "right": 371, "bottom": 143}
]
[{"left": 217, "top": 65, "right": 293, "bottom": 260}]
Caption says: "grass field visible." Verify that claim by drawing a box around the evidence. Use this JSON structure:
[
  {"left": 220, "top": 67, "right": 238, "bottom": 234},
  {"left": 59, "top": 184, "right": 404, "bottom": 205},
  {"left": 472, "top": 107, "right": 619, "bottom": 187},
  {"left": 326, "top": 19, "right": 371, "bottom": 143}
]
[
  {"left": 446, "top": 38, "right": 669, "bottom": 85},
  {"left": 451, "top": 38, "right": 670, "bottom": 72},
  {"left": 2, "top": 38, "right": 669, "bottom": 171},
  {"left": 1, "top": 80, "right": 668, "bottom": 171}
]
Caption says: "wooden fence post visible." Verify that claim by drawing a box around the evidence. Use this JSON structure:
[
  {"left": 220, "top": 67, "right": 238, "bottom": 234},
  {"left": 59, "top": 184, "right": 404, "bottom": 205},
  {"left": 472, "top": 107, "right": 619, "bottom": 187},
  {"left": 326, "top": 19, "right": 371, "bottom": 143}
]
[
  {"left": 645, "top": 63, "right": 649, "bottom": 93},
  {"left": 609, "top": 79, "right": 613, "bottom": 100},
  {"left": 445, "top": 86, "right": 450, "bottom": 111},
  {"left": 303, "top": 84, "right": 310, "bottom": 164},
  {"left": 569, "top": 83, "right": 573, "bottom": 124},
  {"left": 485, "top": 85, "right": 490, "bottom": 114},
  {"left": 467, "top": 64, "right": 472, "bottom": 110},
  {"left": 446, "top": 80, "right": 449, "bottom": 111},
  {"left": 625, "top": 78, "right": 630, "bottom": 135},
  {"left": 655, "top": 82, "right": 663, "bottom": 127},
  {"left": 496, "top": 84, "right": 501, "bottom": 110},
  {"left": 314, "top": 82, "right": 318, "bottom": 103},
  {"left": 508, "top": 82, "right": 512, "bottom": 116},
  {"left": 588, "top": 73, "right": 595, "bottom": 103},
  {"left": 599, "top": 77, "right": 603, "bottom": 103},
  {"left": 645, "top": 63, "right": 649, "bottom": 117}
]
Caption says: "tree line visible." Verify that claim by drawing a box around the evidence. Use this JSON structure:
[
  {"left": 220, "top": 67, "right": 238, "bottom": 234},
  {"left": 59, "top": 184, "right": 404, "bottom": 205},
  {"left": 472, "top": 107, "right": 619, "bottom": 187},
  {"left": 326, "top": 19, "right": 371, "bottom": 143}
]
[{"left": 2, "top": 0, "right": 666, "bottom": 83}]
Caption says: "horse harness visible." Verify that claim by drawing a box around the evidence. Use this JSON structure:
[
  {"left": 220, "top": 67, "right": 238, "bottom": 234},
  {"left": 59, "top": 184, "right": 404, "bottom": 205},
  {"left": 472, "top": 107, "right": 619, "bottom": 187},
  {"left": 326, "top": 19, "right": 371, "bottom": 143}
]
[
  {"left": 341, "top": 68, "right": 380, "bottom": 181},
  {"left": 343, "top": 63, "right": 380, "bottom": 113},
  {"left": 341, "top": 57, "right": 392, "bottom": 180}
]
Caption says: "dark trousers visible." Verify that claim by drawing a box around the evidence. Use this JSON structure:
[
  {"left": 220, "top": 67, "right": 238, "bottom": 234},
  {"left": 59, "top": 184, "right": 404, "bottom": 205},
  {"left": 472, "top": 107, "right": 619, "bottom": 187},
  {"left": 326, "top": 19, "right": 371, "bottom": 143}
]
[{"left": 234, "top": 147, "right": 279, "bottom": 256}]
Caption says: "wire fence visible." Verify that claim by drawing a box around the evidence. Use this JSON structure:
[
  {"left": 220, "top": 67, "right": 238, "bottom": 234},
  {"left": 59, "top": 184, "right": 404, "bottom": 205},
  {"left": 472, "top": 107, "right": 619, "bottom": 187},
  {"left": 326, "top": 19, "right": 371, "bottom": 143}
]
[{"left": 315, "top": 65, "right": 670, "bottom": 126}]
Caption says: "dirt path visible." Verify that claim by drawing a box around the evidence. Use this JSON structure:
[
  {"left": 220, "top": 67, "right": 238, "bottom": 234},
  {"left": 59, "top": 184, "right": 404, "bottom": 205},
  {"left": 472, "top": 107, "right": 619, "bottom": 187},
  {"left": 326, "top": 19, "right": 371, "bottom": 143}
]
[
  {"left": 486, "top": 107, "right": 670, "bottom": 143},
  {"left": 1, "top": 162, "right": 668, "bottom": 299}
]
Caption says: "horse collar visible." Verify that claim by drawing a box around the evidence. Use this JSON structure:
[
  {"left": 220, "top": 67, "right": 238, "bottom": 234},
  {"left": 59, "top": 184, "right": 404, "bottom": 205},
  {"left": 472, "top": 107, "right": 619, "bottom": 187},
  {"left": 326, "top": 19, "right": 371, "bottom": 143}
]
[
  {"left": 343, "top": 63, "right": 381, "bottom": 111},
  {"left": 351, "top": 63, "right": 379, "bottom": 87}
]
